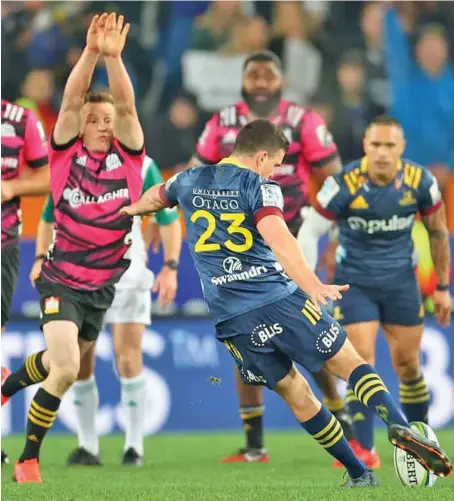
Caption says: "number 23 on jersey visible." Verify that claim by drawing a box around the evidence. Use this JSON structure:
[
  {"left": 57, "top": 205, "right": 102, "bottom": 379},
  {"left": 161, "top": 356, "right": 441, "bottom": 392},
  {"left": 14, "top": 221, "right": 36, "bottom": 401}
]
[{"left": 191, "top": 210, "right": 253, "bottom": 253}]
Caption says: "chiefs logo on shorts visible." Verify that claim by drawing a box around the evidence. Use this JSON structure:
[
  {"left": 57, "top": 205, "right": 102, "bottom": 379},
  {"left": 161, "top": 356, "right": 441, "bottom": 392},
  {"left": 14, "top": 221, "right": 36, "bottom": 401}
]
[{"left": 44, "top": 296, "right": 60, "bottom": 314}]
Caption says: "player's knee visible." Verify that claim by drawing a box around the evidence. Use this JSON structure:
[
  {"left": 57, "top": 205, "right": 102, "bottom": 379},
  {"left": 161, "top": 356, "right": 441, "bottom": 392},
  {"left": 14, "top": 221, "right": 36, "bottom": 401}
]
[
  {"left": 393, "top": 356, "right": 420, "bottom": 381},
  {"left": 276, "top": 367, "right": 319, "bottom": 421},
  {"left": 116, "top": 349, "right": 142, "bottom": 378},
  {"left": 48, "top": 360, "right": 80, "bottom": 393}
]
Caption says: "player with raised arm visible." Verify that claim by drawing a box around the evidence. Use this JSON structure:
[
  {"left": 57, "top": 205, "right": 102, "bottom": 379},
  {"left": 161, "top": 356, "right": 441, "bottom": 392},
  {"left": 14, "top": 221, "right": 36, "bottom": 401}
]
[
  {"left": 298, "top": 115, "right": 452, "bottom": 468},
  {"left": 1, "top": 100, "right": 49, "bottom": 464},
  {"left": 122, "top": 120, "right": 452, "bottom": 486},
  {"left": 187, "top": 50, "right": 350, "bottom": 463},
  {"left": 29, "top": 155, "right": 181, "bottom": 466},
  {"left": 1, "top": 12, "right": 145, "bottom": 483}
]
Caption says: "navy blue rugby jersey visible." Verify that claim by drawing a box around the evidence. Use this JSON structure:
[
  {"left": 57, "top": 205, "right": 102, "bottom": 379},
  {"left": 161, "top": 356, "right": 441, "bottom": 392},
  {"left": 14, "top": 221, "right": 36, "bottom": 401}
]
[
  {"left": 314, "top": 157, "right": 443, "bottom": 286},
  {"left": 160, "top": 158, "right": 297, "bottom": 325}
]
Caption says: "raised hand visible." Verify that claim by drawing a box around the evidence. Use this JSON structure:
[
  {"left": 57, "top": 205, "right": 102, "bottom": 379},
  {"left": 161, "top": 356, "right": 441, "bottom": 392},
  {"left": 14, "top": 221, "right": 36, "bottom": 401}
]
[
  {"left": 86, "top": 13, "right": 108, "bottom": 53},
  {"left": 97, "top": 12, "right": 130, "bottom": 58}
]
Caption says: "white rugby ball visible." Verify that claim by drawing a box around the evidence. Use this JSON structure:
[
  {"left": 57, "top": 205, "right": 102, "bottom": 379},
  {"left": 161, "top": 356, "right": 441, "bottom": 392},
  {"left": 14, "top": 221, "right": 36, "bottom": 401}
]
[{"left": 394, "top": 422, "right": 439, "bottom": 487}]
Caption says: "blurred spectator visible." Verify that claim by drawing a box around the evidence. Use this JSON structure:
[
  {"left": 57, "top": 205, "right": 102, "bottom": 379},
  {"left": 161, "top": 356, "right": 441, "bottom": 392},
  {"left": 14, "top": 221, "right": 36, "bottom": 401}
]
[
  {"left": 328, "top": 51, "right": 370, "bottom": 164},
  {"left": 183, "top": 16, "right": 267, "bottom": 113},
  {"left": 145, "top": 92, "right": 199, "bottom": 171},
  {"left": 1, "top": 2, "right": 35, "bottom": 100},
  {"left": 385, "top": 7, "right": 454, "bottom": 192},
  {"left": 16, "top": 69, "right": 58, "bottom": 137},
  {"left": 191, "top": 1, "right": 242, "bottom": 51},
  {"left": 221, "top": 16, "right": 268, "bottom": 56},
  {"left": 358, "top": 2, "right": 389, "bottom": 115},
  {"left": 268, "top": 1, "right": 321, "bottom": 105},
  {"left": 309, "top": 94, "right": 335, "bottom": 128},
  {"left": 24, "top": 1, "right": 69, "bottom": 69}
]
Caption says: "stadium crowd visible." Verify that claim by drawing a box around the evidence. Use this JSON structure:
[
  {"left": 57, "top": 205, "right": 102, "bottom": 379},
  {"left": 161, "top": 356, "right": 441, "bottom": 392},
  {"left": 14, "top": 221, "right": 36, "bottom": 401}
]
[{"left": 2, "top": 0, "right": 454, "bottom": 232}]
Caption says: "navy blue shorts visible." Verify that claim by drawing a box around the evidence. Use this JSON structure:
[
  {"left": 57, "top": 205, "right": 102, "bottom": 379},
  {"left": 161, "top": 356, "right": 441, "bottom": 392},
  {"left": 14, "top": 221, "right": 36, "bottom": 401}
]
[
  {"left": 332, "top": 273, "right": 424, "bottom": 326},
  {"left": 216, "top": 289, "right": 347, "bottom": 389}
]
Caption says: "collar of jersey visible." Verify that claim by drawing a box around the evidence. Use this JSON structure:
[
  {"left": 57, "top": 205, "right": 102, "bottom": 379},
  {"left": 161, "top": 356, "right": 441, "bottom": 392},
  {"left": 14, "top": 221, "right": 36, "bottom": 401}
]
[
  {"left": 361, "top": 157, "right": 403, "bottom": 174},
  {"left": 219, "top": 157, "right": 248, "bottom": 169}
]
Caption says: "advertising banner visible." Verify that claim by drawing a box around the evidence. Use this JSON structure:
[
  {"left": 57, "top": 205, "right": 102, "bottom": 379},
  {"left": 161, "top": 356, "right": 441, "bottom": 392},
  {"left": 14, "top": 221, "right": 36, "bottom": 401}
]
[{"left": 2, "top": 318, "right": 453, "bottom": 435}]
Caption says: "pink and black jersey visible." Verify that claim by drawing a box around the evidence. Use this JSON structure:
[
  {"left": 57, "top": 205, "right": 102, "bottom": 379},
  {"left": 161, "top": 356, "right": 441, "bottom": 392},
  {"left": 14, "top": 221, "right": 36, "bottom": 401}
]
[
  {"left": 195, "top": 100, "right": 338, "bottom": 235},
  {"left": 41, "top": 135, "right": 144, "bottom": 291},
  {"left": 1, "top": 99, "right": 48, "bottom": 248}
]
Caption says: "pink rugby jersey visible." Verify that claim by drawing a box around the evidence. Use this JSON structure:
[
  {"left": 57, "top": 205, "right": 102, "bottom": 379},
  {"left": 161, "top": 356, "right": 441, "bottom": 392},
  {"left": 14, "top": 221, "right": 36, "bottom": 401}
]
[
  {"left": 195, "top": 100, "right": 338, "bottom": 235},
  {"left": 1, "top": 99, "right": 48, "bottom": 248},
  {"left": 40, "top": 135, "right": 144, "bottom": 291}
]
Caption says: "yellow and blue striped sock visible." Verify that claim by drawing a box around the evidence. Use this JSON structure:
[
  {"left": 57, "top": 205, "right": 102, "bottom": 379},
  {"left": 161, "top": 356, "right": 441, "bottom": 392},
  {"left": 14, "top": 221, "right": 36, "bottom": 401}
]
[
  {"left": 345, "top": 386, "right": 375, "bottom": 451},
  {"left": 399, "top": 375, "right": 430, "bottom": 424},
  {"left": 300, "top": 406, "right": 366, "bottom": 478},
  {"left": 350, "top": 364, "right": 407, "bottom": 427}
]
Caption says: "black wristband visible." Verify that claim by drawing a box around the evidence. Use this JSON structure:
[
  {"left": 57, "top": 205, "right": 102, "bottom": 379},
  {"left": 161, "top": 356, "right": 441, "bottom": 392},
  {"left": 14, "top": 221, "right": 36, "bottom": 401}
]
[
  {"left": 164, "top": 260, "right": 179, "bottom": 270},
  {"left": 35, "top": 254, "right": 46, "bottom": 262},
  {"left": 436, "top": 284, "right": 450, "bottom": 291}
]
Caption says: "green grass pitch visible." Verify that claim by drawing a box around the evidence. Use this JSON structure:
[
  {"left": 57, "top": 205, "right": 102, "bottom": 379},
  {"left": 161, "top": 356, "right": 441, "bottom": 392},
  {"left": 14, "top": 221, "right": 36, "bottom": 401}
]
[{"left": 2, "top": 430, "right": 454, "bottom": 500}]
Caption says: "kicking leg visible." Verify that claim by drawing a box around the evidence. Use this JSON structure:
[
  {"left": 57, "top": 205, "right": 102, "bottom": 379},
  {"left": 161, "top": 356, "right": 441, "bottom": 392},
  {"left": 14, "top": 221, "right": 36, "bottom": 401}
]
[
  {"left": 14, "top": 320, "right": 81, "bottom": 483},
  {"left": 311, "top": 368, "right": 353, "bottom": 440},
  {"left": 383, "top": 323, "right": 429, "bottom": 423},
  {"left": 325, "top": 336, "right": 452, "bottom": 477},
  {"left": 276, "top": 365, "right": 378, "bottom": 487},
  {"left": 113, "top": 322, "right": 146, "bottom": 466},
  {"left": 67, "top": 342, "right": 101, "bottom": 466}
]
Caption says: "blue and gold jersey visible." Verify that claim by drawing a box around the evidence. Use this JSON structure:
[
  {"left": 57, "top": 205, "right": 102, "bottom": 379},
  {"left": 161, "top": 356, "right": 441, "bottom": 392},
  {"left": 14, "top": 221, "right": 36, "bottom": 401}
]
[
  {"left": 161, "top": 159, "right": 297, "bottom": 326},
  {"left": 315, "top": 157, "right": 443, "bottom": 286}
]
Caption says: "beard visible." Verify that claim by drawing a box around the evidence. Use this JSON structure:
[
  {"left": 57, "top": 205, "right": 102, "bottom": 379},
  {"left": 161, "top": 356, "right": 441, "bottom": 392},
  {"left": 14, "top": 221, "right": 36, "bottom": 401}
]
[{"left": 241, "top": 87, "right": 282, "bottom": 118}]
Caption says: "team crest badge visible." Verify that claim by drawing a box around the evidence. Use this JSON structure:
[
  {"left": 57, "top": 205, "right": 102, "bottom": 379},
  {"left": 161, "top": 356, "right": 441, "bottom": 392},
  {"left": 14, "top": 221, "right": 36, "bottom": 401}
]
[
  {"left": 399, "top": 190, "right": 416, "bottom": 206},
  {"left": 44, "top": 296, "right": 60, "bottom": 314}
]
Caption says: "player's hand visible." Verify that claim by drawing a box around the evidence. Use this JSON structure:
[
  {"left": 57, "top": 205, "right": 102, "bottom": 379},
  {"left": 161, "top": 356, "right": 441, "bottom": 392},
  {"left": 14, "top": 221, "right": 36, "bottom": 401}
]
[
  {"left": 1, "top": 181, "right": 16, "bottom": 203},
  {"left": 86, "top": 13, "right": 107, "bottom": 53},
  {"left": 433, "top": 289, "right": 452, "bottom": 328},
  {"left": 97, "top": 13, "right": 130, "bottom": 58},
  {"left": 308, "top": 283, "right": 349, "bottom": 313},
  {"left": 29, "top": 259, "right": 44, "bottom": 287},
  {"left": 318, "top": 241, "right": 338, "bottom": 283},
  {"left": 153, "top": 267, "right": 177, "bottom": 308},
  {"left": 120, "top": 203, "right": 148, "bottom": 216}
]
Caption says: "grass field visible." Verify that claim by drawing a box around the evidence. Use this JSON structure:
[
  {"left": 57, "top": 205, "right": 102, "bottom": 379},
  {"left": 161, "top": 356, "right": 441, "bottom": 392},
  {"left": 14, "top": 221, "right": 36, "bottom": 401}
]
[{"left": 2, "top": 430, "right": 454, "bottom": 501}]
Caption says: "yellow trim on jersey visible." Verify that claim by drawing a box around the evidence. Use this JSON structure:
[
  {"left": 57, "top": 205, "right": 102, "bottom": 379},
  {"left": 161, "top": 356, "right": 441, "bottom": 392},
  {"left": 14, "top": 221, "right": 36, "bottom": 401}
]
[
  {"left": 219, "top": 157, "right": 248, "bottom": 169},
  {"left": 403, "top": 164, "right": 422, "bottom": 189},
  {"left": 360, "top": 157, "right": 368, "bottom": 173},
  {"left": 343, "top": 167, "right": 365, "bottom": 195}
]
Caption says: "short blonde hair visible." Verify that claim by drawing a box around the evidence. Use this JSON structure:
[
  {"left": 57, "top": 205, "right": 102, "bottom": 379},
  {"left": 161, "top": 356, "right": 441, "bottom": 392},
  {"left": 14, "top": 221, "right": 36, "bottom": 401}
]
[{"left": 84, "top": 89, "right": 114, "bottom": 105}]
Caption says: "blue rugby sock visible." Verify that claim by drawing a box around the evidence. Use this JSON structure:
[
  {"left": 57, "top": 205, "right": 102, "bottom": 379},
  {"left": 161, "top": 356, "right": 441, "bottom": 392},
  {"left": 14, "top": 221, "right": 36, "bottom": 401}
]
[
  {"left": 346, "top": 386, "right": 375, "bottom": 451},
  {"left": 300, "top": 406, "right": 366, "bottom": 479},
  {"left": 399, "top": 375, "right": 430, "bottom": 424},
  {"left": 349, "top": 364, "right": 408, "bottom": 427}
]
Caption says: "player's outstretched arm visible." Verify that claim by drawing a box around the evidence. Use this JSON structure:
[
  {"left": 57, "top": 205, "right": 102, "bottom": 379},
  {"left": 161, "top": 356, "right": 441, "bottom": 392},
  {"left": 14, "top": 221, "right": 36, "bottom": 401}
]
[
  {"left": 120, "top": 184, "right": 167, "bottom": 216},
  {"left": 422, "top": 204, "right": 452, "bottom": 327},
  {"left": 100, "top": 13, "right": 144, "bottom": 151},
  {"left": 54, "top": 14, "right": 107, "bottom": 145},
  {"left": 257, "top": 215, "right": 349, "bottom": 311},
  {"left": 297, "top": 206, "right": 335, "bottom": 271}
]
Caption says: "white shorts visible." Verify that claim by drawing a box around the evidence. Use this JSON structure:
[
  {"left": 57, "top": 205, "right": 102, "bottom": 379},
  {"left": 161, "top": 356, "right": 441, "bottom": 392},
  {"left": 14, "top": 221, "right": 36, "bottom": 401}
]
[{"left": 104, "top": 288, "right": 152, "bottom": 325}]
